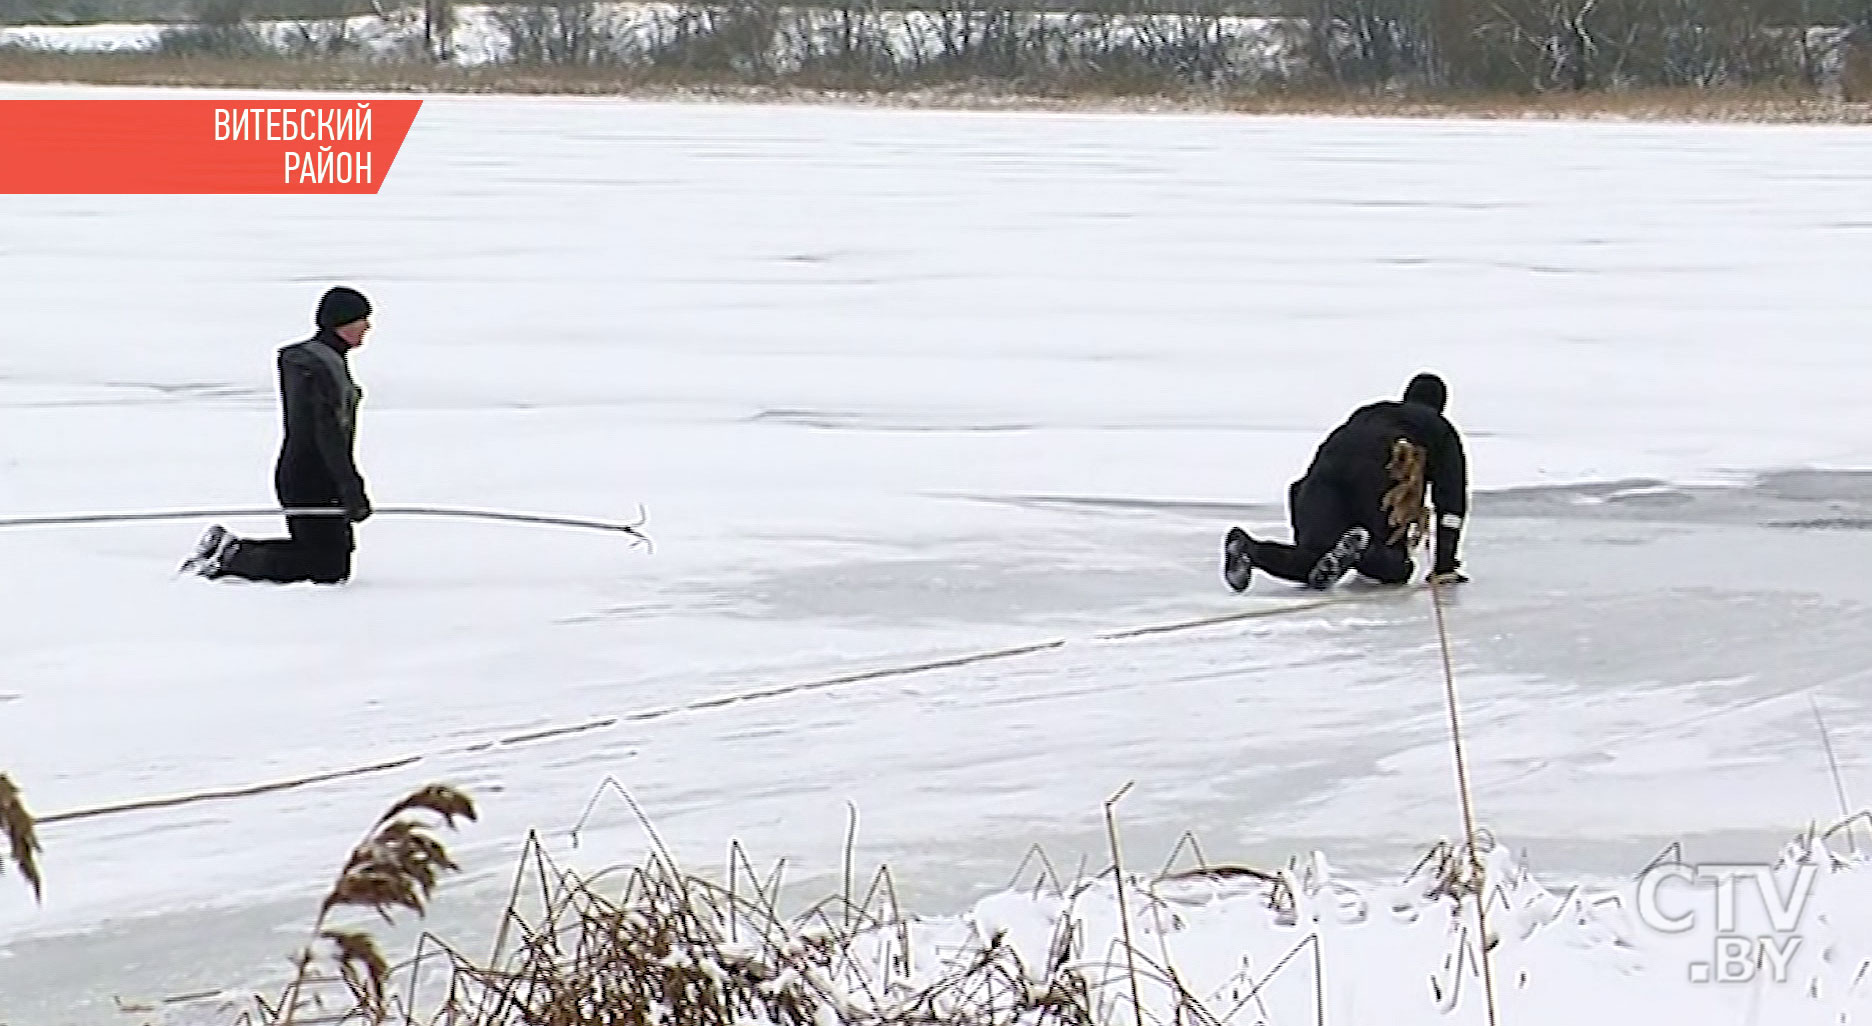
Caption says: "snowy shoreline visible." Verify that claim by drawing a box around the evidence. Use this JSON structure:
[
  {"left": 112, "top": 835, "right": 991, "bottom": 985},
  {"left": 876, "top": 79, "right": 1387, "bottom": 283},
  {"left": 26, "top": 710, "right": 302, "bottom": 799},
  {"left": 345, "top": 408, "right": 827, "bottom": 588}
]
[{"left": 63, "top": 821, "right": 1872, "bottom": 1024}]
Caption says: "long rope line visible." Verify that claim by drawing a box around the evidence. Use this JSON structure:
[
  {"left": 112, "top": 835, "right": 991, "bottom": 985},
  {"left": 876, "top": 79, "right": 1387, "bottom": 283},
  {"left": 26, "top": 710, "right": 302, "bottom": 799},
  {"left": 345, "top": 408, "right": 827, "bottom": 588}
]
[
  {"left": 35, "top": 639, "right": 1073, "bottom": 826},
  {"left": 34, "top": 576, "right": 1472, "bottom": 841},
  {"left": 1429, "top": 577, "right": 1501, "bottom": 1026},
  {"left": 0, "top": 504, "right": 651, "bottom": 545},
  {"left": 36, "top": 756, "right": 423, "bottom": 826},
  {"left": 28, "top": 586, "right": 1392, "bottom": 829}
]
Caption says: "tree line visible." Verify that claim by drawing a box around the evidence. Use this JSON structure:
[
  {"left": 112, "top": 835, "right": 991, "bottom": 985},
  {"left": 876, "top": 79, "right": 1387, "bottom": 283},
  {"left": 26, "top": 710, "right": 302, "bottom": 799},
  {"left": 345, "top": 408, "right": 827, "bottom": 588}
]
[{"left": 9, "top": 0, "right": 1869, "bottom": 97}]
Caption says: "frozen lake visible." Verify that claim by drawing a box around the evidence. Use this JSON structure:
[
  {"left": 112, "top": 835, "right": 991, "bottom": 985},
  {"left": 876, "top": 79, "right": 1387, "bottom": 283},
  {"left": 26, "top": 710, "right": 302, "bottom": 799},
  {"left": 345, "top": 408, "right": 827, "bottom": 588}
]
[{"left": 3, "top": 87, "right": 1872, "bottom": 1022}]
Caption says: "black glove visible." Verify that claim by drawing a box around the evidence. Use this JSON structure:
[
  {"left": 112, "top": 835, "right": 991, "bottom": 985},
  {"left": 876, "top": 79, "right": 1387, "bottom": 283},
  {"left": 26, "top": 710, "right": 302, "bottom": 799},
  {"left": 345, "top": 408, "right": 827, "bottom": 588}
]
[{"left": 343, "top": 484, "right": 373, "bottom": 524}]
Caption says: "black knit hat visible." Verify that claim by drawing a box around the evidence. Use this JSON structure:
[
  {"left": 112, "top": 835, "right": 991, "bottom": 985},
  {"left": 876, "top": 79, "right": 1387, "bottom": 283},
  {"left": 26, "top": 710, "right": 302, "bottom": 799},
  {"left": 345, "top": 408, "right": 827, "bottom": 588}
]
[
  {"left": 1403, "top": 372, "right": 1447, "bottom": 413},
  {"left": 315, "top": 286, "right": 372, "bottom": 330}
]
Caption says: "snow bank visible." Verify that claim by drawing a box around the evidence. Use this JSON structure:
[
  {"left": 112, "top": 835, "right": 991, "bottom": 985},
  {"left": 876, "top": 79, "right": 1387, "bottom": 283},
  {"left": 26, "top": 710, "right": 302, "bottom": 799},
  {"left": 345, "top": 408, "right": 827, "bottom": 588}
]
[{"left": 270, "top": 827, "right": 1872, "bottom": 1025}]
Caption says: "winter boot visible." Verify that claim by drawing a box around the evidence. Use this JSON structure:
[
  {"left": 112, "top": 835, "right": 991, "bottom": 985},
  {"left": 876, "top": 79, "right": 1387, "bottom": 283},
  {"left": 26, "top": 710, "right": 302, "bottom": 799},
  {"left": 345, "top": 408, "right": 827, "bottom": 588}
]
[
  {"left": 180, "top": 524, "right": 236, "bottom": 577},
  {"left": 1223, "top": 526, "right": 1256, "bottom": 593},
  {"left": 1306, "top": 526, "right": 1369, "bottom": 590}
]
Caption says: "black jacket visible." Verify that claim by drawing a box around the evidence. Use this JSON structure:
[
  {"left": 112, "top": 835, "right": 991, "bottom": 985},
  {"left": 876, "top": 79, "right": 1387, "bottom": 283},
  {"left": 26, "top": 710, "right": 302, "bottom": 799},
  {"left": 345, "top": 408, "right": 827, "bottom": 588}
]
[
  {"left": 1306, "top": 399, "right": 1468, "bottom": 571},
  {"left": 273, "top": 331, "right": 367, "bottom": 510}
]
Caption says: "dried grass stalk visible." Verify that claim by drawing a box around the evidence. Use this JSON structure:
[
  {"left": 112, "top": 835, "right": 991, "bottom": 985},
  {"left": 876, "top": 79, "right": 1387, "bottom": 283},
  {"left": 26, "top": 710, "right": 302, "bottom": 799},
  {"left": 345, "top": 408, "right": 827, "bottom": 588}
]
[
  {"left": 378, "top": 784, "right": 479, "bottom": 831},
  {"left": 290, "top": 784, "right": 1128, "bottom": 1026},
  {"left": 322, "top": 929, "right": 392, "bottom": 1018},
  {"left": 0, "top": 773, "right": 43, "bottom": 901},
  {"left": 269, "top": 783, "right": 477, "bottom": 1026},
  {"left": 326, "top": 819, "right": 462, "bottom": 920}
]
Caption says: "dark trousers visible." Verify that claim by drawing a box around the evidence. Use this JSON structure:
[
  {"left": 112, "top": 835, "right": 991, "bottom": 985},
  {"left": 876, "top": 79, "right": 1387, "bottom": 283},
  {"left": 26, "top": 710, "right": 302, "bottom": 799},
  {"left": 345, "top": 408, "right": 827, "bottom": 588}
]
[
  {"left": 219, "top": 511, "right": 354, "bottom": 584},
  {"left": 1248, "top": 475, "right": 1414, "bottom": 586}
]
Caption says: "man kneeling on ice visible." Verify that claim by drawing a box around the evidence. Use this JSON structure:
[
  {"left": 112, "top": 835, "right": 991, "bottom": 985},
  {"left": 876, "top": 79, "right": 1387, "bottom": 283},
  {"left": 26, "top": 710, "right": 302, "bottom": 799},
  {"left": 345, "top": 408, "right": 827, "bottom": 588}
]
[
  {"left": 1223, "top": 372, "right": 1469, "bottom": 592},
  {"left": 182, "top": 286, "right": 375, "bottom": 584}
]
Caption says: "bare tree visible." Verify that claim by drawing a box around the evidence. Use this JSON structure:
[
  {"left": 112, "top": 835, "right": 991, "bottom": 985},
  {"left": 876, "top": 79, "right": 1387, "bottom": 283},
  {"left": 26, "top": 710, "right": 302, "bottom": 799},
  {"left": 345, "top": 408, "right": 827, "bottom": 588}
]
[
  {"left": 423, "top": 0, "right": 453, "bottom": 61},
  {"left": 156, "top": 0, "right": 273, "bottom": 57},
  {"left": 494, "top": 0, "right": 608, "bottom": 64}
]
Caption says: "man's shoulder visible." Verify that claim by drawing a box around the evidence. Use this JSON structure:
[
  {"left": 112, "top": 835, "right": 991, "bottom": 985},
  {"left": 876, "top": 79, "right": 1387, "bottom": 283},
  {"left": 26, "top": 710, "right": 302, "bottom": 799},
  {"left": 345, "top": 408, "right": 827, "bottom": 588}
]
[
  {"left": 1353, "top": 400, "right": 1462, "bottom": 444},
  {"left": 1341, "top": 399, "right": 1403, "bottom": 426},
  {"left": 280, "top": 337, "right": 348, "bottom": 372},
  {"left": 277, "top": 339, "right": 342, "bottom": 396},
  {"left": 278, "top": 336, "right": 319, "bottom": 361}
]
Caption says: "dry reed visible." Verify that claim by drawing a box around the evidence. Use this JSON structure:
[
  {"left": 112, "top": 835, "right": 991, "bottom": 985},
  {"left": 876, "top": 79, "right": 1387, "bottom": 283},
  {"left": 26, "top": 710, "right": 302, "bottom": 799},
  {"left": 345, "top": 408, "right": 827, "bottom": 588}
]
[
  {"left": 169, "top": 775, "right": 1872, "bottom": 1026},
  {"left": 256, "top": 782, "right": 479, "bottom": 1026},
  {"left": 220, "top": 781, "right": 1369, "bottom": 1026},
  {"left": 0, "top": 772, "right": 43, "bottom": 902}
]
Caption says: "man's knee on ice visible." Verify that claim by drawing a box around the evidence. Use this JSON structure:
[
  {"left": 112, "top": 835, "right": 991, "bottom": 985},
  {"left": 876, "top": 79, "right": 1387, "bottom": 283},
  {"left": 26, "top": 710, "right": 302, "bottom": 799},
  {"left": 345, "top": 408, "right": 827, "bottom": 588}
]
[
  {"left": 308, "top": 554, "right": 352, "bottom": 584},
  {"left": 1358, "top": 550, "right": 1414, "bottom": 586}
]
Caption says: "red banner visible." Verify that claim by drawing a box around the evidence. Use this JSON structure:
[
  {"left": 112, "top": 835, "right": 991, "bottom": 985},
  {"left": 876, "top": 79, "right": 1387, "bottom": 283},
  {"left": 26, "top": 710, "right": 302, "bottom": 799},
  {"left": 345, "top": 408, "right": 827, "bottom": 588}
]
[{"left": 0, "top": 99, "right": 423, "bottom": 194}]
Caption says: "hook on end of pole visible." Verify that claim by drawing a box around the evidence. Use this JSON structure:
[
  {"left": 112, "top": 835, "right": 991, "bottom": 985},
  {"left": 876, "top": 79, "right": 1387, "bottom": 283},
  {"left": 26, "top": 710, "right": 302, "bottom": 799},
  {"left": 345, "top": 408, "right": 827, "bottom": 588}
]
[{"left": 623, "top": 504, "right": 654, "bottom": 554}]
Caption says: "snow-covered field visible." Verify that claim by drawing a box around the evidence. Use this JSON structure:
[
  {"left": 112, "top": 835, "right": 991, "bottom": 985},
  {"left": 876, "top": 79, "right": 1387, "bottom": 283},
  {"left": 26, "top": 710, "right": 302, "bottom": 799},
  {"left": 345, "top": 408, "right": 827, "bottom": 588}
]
[{"left": 4, "top": 84, "right": 1872, "bottom": 1023}]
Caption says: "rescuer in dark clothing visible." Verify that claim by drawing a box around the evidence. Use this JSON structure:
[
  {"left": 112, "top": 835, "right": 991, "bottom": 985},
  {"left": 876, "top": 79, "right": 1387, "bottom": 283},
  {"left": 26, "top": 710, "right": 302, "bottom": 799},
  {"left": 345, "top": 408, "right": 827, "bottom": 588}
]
[
  {"left": 1224, "top": 373, "right": 1469, "bottom": 592},
  {"left": 183, "top": 287, "right": 375, "bottom": 584}
]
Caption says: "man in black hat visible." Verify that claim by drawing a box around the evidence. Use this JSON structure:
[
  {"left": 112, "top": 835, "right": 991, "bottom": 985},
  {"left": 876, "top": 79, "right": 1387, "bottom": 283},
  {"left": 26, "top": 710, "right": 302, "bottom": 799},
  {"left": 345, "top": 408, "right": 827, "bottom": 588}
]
[
  {"left": 183, "top": 286, "right": 375, "bottom": 584},
  {"left": 1223, "top": 372, "right": 1469, "bottom": 592}
]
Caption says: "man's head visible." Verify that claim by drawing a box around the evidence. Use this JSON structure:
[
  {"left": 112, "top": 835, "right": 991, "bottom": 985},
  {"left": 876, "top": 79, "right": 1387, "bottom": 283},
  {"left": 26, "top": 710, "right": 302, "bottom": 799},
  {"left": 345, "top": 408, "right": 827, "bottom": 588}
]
[
  {"left": 1403, "top": 372, "right": 1447, "bottom": 413},
  {"left": 315, "top": 286, "right": 372, "bottom": 349}
]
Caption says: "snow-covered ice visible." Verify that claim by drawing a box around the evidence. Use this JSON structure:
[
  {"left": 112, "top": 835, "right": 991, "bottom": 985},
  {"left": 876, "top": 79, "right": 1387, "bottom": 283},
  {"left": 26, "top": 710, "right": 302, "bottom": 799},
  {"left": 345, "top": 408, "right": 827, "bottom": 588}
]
[{"left": 3, "top": 85, "right": 1872, "bottom": 1022}]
